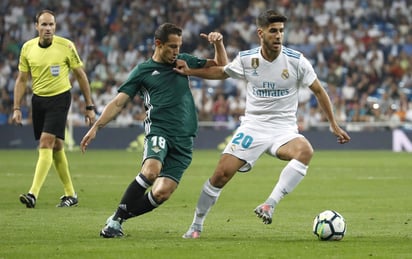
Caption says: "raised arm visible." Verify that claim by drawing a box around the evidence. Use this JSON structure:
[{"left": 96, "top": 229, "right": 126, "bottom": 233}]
[
  {"left": 174, "top": 31, "right": 231, "bottom": 80},
  {"left": 200, "top": 32, "right": 228, "bottom": 67}
]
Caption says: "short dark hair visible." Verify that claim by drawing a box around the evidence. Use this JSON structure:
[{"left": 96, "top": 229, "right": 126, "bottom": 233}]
[
  {"left": 256, "top": 10, "right": 287, "bottom": 28},
  {"left": 154, "top": 23, "right": 182, "bottom": 43},
  {"left": 35, "top": 9, "right": 55, "bottom": 23}
]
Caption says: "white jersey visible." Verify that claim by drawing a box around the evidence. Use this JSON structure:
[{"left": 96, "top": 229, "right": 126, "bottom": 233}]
[{"left": 224, "top": 46, "right": 317, "bottom": 130}]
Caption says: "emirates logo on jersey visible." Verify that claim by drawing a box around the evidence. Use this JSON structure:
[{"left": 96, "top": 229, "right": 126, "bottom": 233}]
[
  {"left": 251, "top": 58, "right": 259, "bottom": 76},
  {"left": 281, "top": 69, "right": 289, "bottom": 80}
]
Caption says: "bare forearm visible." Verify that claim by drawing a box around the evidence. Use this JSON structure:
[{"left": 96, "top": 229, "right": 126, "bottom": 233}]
[
  {"left": 313, "top": 86, "right": 339, "bottom": 127},
  {"left": 201, "top": 32, "right": 228, "bottom": 67},
  {"left": 13, "top": 71, "right": 29, "bottom": 109},
  {"left": 188, "top": 66, "right": 228, "bottom": 80},
  {"left": 93, "top": 99, "right": 124, "bottom": 129},
  {"left": 317, "top": 93, "right": 338, "bottom": 126},
  {"left": 213, "top": 41, "right": 228, "bottom": 66},
  {"left": 78, "top": 83, "right": 93, "bottom": 105},
  {"left": 13, "top": 81, "right": 26, "bottom": 108},
  {"left": 74, "top": 68, "right": 94, "bottom": 105}
]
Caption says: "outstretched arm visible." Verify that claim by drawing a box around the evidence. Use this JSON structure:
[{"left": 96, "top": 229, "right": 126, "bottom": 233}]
[
  {"left": 80, "top": 92, "right": 130, "bottom": 152},
  {"left": 310, "top": 79, "right": 351, "bottom": 144},
  {"left": 174, "top": 31, "right": 230, "bottom": 80},
  {"left": 175, "top": 61, "right": 229, "bottom": 80}
]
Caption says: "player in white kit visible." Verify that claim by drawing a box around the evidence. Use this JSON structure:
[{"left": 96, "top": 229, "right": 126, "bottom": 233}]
[{"left": 175, "top": 10, "right": 351, "bottom": 238}]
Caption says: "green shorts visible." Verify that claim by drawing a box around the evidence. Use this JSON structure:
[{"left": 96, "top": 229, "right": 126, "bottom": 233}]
[{"left": 143, "top": 134, "right": 193, "bottom": 183}]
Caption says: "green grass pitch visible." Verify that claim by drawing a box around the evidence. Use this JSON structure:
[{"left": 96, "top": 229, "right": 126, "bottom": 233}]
[{"left": 0, "top": 149, "right": 411, "bottom": 259}]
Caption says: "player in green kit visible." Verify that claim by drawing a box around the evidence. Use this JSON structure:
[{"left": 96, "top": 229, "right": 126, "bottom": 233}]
[{"left": 80, "top": 23, "right": 227, "bottom": 238}]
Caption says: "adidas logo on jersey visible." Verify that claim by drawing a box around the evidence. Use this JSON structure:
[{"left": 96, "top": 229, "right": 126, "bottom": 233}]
[{"left": 152, "top": 70, "right": 160, "bottom": 76}]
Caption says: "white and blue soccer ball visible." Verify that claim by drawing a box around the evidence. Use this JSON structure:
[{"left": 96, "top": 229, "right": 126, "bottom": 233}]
[{"left": 313, "top": 210, "right": 346, "bottom": 241}]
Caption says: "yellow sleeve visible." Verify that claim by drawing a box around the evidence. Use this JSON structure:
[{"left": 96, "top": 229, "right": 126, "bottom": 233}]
[
  {"left": 67, "top": 41, "right": 83, "bottom": 69},
  {"left": 18, "top": 44, "right": 30, "bottom": 73}
]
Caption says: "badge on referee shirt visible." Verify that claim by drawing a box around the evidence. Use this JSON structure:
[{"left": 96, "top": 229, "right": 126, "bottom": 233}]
[{"left": 50, "top": 65, "right": 60, "bottom": 76}]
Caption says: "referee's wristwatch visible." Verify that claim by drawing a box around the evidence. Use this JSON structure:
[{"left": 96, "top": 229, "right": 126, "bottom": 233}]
[{"left": 86, "top": 105, "right": 95, "bottom": 111}]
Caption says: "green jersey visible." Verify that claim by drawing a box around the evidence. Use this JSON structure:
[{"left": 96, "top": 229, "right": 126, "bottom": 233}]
[{"left": 118, "top": 53, "right": 206, "bottom": 137}]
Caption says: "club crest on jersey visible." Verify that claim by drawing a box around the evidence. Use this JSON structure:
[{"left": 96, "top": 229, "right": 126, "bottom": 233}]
[
  {"left": 251, "top": 58, "right": 259, "bottom": 76},
  {"left": 281, "top": 69, "right": 289, "bottom": 80},
  {"left": 230, "top": 144, "right": 236, "bottom": 151},
  {"left": 151, "top": 146, "right": 161, "bottom": 153}
]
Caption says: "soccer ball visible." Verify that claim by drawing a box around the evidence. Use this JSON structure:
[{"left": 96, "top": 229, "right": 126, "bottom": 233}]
[{"left": 313, "top": 210, "right": 346, "bottom": 241}]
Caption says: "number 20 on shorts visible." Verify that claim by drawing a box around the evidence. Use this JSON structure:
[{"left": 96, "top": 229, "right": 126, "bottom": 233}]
[{"left": 232, "top": 133, "right": 253, "bottom": 148}]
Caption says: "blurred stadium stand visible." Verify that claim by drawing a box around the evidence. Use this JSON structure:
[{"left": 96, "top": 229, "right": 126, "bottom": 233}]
[{"left": 1, "top": 0, "right": 412, "bottom": 132}]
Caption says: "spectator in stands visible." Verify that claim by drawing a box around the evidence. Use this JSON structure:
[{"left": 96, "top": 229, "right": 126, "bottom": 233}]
[
  {"left": 1, "top": 0, "right": 412, "bottom": 130},
  {"left": 197, "top": 87, "right": 214, "bottom": 122},
  {"left": 115, "top": 105, "right": 134, "bottom": 127},
  {"left": 228, "top": 89, "right": 246, "bottom": 128},
  {"left": 0, "top": 102, "right": 9, "bottom": 125},
  {"left": 212, "top": 92, "right": 230, "bottom": 129}
]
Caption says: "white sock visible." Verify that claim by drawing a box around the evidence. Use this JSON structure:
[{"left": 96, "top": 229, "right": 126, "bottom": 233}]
[
  {"left": 265, "top": 159, "right": 308, "bottom": 207},
  {"left": 191, "top": 180, "right": 222, "bottom": 228}
]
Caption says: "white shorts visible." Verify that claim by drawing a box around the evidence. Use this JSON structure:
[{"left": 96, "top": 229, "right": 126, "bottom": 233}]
[{"left": 222, "top": 122, "right": 304, "bottom": 172}]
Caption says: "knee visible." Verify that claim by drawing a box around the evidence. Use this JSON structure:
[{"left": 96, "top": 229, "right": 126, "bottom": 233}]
[
  {"left": 302, "top": 144, "right": 314, "bottom": 158},
  {"left": 210, "top": 169, "right": 232, "bottom": 188},
  {"left": 143, "top": 172, "right": 159, "bottom": 183},
  {"left": 141, "top": 160, "right": 162, "bottom": 182},
  {"left": 298, "top": 143, "right": 314, "bottom": 164},
  {"left": 39, "top": 135, "right": 57, "bottom": 149},
  {"left": 151, "top": 189, "right": 171, "bottom": 203},
  {"left": 150, "top": 178, "right": 177, "bottom": 203}
]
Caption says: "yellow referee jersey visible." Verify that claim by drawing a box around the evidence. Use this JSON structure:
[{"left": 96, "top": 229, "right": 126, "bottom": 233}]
[{"left": 18, "top": 35, "right": 84, "bottom": 96}]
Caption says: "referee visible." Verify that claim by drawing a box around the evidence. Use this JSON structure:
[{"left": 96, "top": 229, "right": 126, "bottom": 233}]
[{"left": 12, "top": 9, "right": 95, "bottom": 208}]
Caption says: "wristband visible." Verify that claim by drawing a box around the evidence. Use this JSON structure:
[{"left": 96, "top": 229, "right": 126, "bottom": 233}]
[{"left": 13, "top": 107, "right": 21, "bottom": 111}]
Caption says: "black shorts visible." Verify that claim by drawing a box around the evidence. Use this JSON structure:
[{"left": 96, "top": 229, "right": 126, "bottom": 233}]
[{"left": 32, "top": 90, "right": 71, "bottom": 140}]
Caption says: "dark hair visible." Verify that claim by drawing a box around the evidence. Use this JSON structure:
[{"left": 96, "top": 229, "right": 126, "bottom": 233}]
[
  {"left": 154, "top": 23, "right": 182, "bottom": 43},
  {"left": 256, "top": 10, "right": 287, "bottom": 28},
  {"left": 35, "top": 9, "right": 55, "bottom": 23}
]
